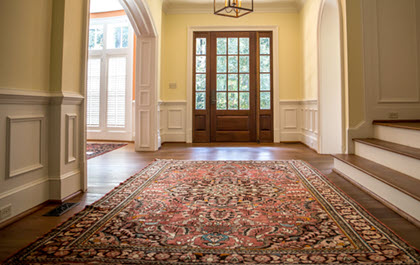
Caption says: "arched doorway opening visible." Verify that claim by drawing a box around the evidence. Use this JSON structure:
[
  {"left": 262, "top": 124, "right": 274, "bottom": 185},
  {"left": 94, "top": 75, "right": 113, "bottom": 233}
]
[{"left": 317, "top": 0, "right": 344, "bottom": 154}]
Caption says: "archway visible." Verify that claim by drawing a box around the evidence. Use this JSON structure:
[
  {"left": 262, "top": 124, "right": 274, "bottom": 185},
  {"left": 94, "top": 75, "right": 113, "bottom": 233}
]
[
  {"left": 120, "top": 0, "right": 160, "bottom": 151},
  {"left": 317, "top": 0, "right": 344, "bottom": 154}
]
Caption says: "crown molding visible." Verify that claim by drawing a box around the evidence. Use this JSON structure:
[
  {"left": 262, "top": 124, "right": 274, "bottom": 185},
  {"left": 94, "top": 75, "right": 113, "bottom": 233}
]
[{"left": 163, "top": 1, "right": 301, "bottom": 14}]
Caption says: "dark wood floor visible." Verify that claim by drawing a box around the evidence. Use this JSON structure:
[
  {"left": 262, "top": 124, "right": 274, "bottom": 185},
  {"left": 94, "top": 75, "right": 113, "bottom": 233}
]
[{"left": 0, "top": 142, "right": 419, "bottom": 261}]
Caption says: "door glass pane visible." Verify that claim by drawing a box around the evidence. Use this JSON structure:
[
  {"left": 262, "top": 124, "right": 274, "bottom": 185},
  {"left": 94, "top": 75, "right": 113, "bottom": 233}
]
[
  {"left": 228, "top": 74, "right": 238, "bottom": 91},
  {"left": 196, "top": 56, "right": 206, "bottom": 73},
  {"left": 228, "top": 92, "right": 238, "bottom": 110},
  {"left": 228, "top": 56, "right": 238, "bottom": 73},
  {"left": 260, "top": 56, "right": 270, "bottom": 72},
  {"left": 260, "top": 92, "right": 271, "bottom": 110},
  {"left": 260, "top": 74, "right": 270, "bottom": 91},
  {"left": 239, "top": 56, "right": 249, "bottom": 73},
  {"left": 217, "top": 38, "right": 227, "bottom": 55},
  {"left": 196, "top": 74, "right": 206, "bottom": 91},
  {"left": 239, "top": 92, "right": 250, "bottom": 110},
  {"left": 239, "top": 38, "right": 249, "bottom": 54},
  {"left": 239, "top": 74, "right": 249, "bottom": 91},
  {"left": 196, "top": 92, "right": 206, "bottom": 110},
  {"left": 260, "top": 37, "right": 270, "bottom": 54},
  {"left": 196, "top": 38, "right": 206, "bottom": 55},
  {"left": 87, "top": 59, "right": 101, "bottom": 127},
  {"left": 217, "top": 56, "right": 227, "bottom": 73},
  {"left": 217, "top": 74, "right": 227, "bottom": 91},
  {"left": 228, "top": 38, "right": 238, "bottom": 55},
  {"left": 217, "top": 92, "right": 227, "bottom": 110},
  {"left": 107, "top": 57, "right": 126, "bottom": 128}
]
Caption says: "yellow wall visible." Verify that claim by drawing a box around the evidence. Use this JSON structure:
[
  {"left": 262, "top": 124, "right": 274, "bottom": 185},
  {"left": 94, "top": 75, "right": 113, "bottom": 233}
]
[
  {"left": 61, "top": 0, "right": 87, "bottom": 93},
  {"left": 346, "top": 0, "right": 365, "bottom": 128},
  {"left": 300, "top": 0, "right": 321, "bottom": 100},
  {"left": 160, "top": 12, "right": 302, "bottom": 101},
  {"left": 0, "top": 0, "right": 53, "bottom": 91}
]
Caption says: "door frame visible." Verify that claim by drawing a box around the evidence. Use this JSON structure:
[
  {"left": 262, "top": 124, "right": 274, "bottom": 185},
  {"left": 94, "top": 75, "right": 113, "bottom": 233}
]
[{"left": 187, "top": 26, "right": 280, "bottom": 143}]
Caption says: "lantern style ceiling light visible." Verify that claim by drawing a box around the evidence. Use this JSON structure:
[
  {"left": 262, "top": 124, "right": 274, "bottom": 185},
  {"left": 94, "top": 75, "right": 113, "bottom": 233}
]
[{"left": 214, "top": 0, "right": 254, "bottom": 18}]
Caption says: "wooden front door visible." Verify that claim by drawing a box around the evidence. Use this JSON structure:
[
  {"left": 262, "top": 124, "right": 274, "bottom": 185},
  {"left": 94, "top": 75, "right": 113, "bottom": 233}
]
[{"left": 193, "top": 31, "right": 273, "bottom": 143}]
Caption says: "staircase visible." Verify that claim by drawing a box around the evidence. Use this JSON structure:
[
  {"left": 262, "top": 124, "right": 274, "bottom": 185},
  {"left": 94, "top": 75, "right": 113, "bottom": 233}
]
[{"left": 333, "top": 121, "right": 420, "bottom": 227}]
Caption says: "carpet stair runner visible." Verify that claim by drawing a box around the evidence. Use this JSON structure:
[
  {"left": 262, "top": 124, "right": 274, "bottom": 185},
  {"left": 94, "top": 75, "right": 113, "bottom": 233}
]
[{"left": 333, "top": 120, "right": 420, "bottom": 228}]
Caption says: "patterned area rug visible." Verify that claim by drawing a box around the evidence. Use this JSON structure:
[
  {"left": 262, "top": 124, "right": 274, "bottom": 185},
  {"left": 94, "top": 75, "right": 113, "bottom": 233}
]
[
  {"left": 4, "top": 160, "right": 420, "bottom": 264},
  {"left": 86, "top": 143, "right": 127, "bottom": 160}
]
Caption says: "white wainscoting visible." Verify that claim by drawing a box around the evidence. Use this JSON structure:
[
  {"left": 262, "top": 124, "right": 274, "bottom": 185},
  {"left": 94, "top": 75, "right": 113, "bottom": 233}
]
[
  {"left": 159, "top": 101, "right": 187, "bottom": 143},
  {"left": 279, "top": 100, "right": 318, "bottom": 151},
  {"left": 0, "top": 88, "right": 84, "bottom": 223},
  {"left": 159, "top": 100, "right": 317, "bottom": 149}
]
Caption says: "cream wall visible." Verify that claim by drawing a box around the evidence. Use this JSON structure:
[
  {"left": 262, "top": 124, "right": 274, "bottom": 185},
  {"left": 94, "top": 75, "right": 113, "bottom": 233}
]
[
  {"left": 346, "top": 0, "right": 365, "bottom": 128},
  {"left": 0, "top": 0, "right": 53, "bottom": 91},
  {"left": 61, "top": 0, "right": 86, "bottom": 93},
  {"left": 300, "top": 0, "right": 321, "bottom": 100},
  {"left": 160, "top": 12, "right": 302, "bottom": 101}
]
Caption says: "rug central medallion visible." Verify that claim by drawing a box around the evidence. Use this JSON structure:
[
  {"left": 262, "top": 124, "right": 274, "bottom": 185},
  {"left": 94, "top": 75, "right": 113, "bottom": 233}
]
[{"left": 5, "top": 160, "right": 420, "bottom": 264}]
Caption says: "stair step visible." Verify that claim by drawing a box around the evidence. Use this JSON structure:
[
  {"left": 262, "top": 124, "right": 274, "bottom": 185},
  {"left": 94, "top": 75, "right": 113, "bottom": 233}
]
[
  {"left": 333, "top": 154, "right": 420, "bottom": 227},
  {"left": 354, "top": 138, "right": 420, "bottom": 160},
  {"left": 333, "top": 154, "right": 420, "bottom": 202},
  {"left": 373, "top": 120, "right": 420, "bottom": 131}
]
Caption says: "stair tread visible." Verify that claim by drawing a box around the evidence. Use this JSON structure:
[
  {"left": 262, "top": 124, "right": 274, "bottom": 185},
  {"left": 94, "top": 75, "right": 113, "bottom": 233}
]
[
  {"left": 333, "top": 154, "right": 420, "bottom": 201},
  {"left": 354, "top": 138, "right": 420, "bottom": 160},
  {"left": 373, "top": 120, "right": 420, "bottom": 131}
]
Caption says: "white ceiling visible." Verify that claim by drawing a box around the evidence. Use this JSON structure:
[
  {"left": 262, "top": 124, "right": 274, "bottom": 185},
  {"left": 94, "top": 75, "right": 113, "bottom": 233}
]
[
  {"left": 163, "top": 0, "right": 306, "bottom": 14},
  {"left": 90, "top": 0, "right": 123, "bottom": 13}
]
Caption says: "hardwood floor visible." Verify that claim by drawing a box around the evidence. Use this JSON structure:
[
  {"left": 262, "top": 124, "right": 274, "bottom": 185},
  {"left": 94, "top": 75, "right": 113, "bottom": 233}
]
[{"left": 1, "top": 142, "right": 419, "bottom": 261}]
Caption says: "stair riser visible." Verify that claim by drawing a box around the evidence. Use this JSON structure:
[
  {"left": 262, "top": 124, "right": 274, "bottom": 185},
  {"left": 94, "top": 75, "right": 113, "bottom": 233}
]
[
  {"left": 334, "top": 159, "right": 420, "bottom": 225},
  {"left": 355, "top": 142, "right": 420, "bottom": 180},
  {"left": 374, "top": 125, "right": 420, "bottom": 149}
]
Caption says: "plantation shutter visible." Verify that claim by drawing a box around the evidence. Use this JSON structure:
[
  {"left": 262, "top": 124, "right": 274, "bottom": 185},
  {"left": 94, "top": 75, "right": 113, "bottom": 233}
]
[
  {"left": 107, "top": 57, "right": 127, "bottom": 128},
  {"left": 87, "top": 58, "right": 101, "bottom": 127}
]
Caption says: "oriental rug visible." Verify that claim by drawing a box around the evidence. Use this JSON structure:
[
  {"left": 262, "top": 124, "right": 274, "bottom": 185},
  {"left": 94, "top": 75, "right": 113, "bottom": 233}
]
[
  {"left": 86, "top": 143, "right": 127, "bottom": 160},
  {"left": 4, "top": 160, "right": 420, "bottom": 264}
]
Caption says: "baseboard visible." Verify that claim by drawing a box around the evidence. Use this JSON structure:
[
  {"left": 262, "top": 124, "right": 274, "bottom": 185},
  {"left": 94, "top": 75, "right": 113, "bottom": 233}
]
[
  {"left": 161, "top": 133, "right": 186, "bottom": 143},
  {"left": 0, "top": 201, "right": 50, "bottom": 230},
  {"left": 333, "top": 168, "right": 420, "bottom": 229},
  {"left": 87, "top": 139, "right": 134, "bottom": 143}
]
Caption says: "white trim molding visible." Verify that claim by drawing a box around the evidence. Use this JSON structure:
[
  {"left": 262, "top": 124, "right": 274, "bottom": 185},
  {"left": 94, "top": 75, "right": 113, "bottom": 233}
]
[
  {"left": 186, "top": 25, "right": 280, "bottom": 143},
  {"left": 120, "top": 0, "right": 159, "bottom": 152}
]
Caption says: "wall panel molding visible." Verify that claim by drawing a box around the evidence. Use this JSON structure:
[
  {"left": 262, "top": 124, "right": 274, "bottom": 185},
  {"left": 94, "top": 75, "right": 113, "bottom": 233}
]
[
  {"left": 6, "top": 115, "right": 45, "bottom": 178},
  {"left": 279, "top": 100, "right": 318, "bottom": 151},
  {"left": 65, "top": 114, "right": 78, "bottom": 164},
  {"left": 160, "top": 101, "right": 187, "bottom": 143}
]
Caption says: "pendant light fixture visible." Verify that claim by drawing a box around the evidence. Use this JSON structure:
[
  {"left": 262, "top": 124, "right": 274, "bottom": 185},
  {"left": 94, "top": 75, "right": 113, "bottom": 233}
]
[{"left": 214, "top": 0, "right": 253, "bottom": 18}]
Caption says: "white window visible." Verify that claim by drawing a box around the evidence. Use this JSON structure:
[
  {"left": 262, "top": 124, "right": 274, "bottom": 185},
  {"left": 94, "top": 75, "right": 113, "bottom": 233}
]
[{"left": 86, "top": 16, "right": 133, "bottom": 141}]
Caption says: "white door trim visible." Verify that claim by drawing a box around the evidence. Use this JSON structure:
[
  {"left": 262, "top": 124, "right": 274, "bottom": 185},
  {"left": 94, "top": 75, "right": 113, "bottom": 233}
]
[
  {"left": 317, "top": 0, "right": 345, "bottom": 154},
  {"left": 186, "top": 25, "right": 280, "bottom": 143},
  {"left": 120, "top": 0, "right": 159, "bottom": 151}
]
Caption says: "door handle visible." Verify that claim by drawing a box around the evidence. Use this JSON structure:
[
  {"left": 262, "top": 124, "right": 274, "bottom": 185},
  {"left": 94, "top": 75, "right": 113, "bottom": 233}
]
[{"left": 211, "top": 90, "right": 216, "bottom": 105}]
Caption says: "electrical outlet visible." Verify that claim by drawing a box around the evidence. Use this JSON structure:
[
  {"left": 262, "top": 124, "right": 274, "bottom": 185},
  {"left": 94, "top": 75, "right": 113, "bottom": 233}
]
[
  {"left": 0, "top": 204, "right": 12, "bottom": 220},
  {"left": 388, "top": 112, "right": 399, "bottom": 119}
]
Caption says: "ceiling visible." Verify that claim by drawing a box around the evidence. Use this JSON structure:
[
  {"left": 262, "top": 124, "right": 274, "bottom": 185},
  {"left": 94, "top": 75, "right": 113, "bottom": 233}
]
[{"left": 162, "top": 0, "right": 306, "bottom": 14}]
